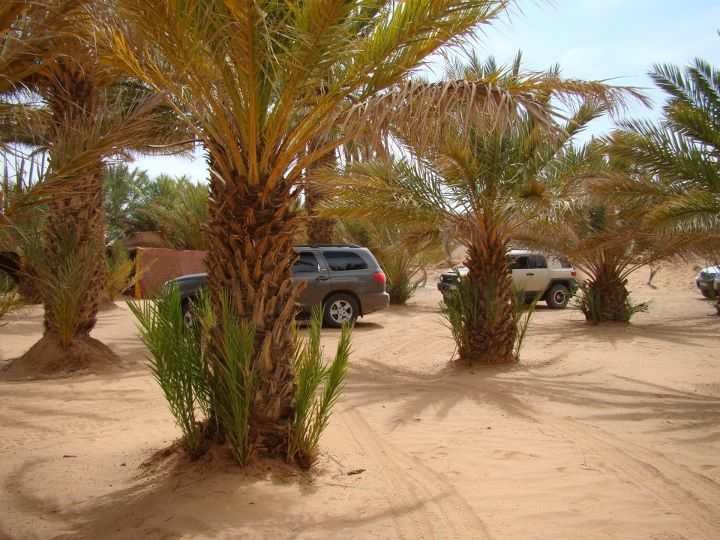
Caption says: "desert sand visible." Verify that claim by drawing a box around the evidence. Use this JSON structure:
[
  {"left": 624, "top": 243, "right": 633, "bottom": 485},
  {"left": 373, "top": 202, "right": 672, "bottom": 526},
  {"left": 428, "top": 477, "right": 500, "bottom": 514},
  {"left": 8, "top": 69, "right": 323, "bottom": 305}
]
[{"left": 1, "top": 263, "right": 719, "bottom": 539}]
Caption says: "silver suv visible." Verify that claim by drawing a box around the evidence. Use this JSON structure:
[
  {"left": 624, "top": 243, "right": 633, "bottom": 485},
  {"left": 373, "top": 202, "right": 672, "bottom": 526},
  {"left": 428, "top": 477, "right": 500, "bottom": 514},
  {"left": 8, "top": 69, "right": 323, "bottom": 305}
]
[
  {"left": 437, "top": 249, "right": 578, "bottom": 309},
  {"left": 172, "top": 244, "right": 390, "bottom": 328}
]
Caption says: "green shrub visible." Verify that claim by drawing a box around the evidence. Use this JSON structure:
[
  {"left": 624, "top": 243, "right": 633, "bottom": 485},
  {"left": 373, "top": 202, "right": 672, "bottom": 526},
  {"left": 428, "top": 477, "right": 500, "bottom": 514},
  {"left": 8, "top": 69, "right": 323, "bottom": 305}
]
[
  {"left": 380, "top": 250, "right": 427, "bottom": 305},
  {"left": 129, "top": 284, "right": 210, "bottom": 458},
  {"left": 289, "top": 308, "right": 351, "bottom": 468},
  {"left": 130, "top": 291, "right": 350, "bottom": 468},
  {"left": 210, "top": 291, "right": 257, "bottom": 464},
  {"left": 440, "top": 277, "right": 537, "bottom": 363},
  {"left": 22, "top": 233, "right": 98, "bottom": 347},
  {"left": 574, "top": 282, "right": 650, "bottom": 323},
  {"left": 0, "top": 270, "right": 22, "bottom": 323},
  {"left": 105, "top": 241, "right": 138, "bottom": 301},
  {"left": 511, "top": 288, "right": 539, "bottom": 359},
  {"left": 440, "top": 277, "right": 480, "bottom": 362}
]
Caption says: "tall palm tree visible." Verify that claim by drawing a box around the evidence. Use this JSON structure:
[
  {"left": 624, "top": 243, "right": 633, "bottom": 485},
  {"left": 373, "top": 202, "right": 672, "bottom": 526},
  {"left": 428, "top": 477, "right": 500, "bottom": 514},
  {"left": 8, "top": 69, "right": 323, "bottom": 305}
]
[
  {"left": 1, "top": 0, "right": 185, "bottom": 371},
  {"left": 321, "top": 55, "right": 640, "bottom": 364},
  {"left": 101, "top": 0, "right": 532, "bottom": 455}
]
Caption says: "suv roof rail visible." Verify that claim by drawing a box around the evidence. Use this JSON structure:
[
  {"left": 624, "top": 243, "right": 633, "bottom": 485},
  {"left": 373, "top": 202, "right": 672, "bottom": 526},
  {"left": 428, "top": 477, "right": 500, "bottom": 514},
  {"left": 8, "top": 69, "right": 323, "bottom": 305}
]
[{"left": 296, "top": 243, "right": 362, "bottom": 248}]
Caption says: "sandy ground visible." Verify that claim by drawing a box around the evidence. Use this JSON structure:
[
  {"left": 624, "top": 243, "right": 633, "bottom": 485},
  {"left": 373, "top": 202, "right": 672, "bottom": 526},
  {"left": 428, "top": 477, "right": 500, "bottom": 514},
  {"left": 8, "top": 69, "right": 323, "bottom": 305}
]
[{"left": 1, "top": 263, "right": 719, "bottom": 539}]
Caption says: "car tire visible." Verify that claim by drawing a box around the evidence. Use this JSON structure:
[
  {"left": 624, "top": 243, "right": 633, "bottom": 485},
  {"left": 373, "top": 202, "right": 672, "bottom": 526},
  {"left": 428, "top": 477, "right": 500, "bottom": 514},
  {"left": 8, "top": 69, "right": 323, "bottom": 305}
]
[
  {"left": 545, "top": 284, "right": 570, "bottom": 309},
  {"left": 323, "top": 293, "right": 359, "bottom": 328},
  {"left": 701, "top": 288, "right": 711, "bottom": 298}
]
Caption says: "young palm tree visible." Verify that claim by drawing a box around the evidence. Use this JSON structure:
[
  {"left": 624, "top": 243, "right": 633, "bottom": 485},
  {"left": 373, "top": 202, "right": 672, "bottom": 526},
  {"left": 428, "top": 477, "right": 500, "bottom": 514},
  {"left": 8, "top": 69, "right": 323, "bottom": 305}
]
[
  {"left": 101, "top": 0, "right": 533, "bottom": 454},
  {"left": 321, "top": 55, "right": 640, "bottom": 364},
  {"left": 518, "top": 143, "right": 673, "bottom": 322},
  {"left": 603, "top": 59, "right": 720, "bottom": 314}
]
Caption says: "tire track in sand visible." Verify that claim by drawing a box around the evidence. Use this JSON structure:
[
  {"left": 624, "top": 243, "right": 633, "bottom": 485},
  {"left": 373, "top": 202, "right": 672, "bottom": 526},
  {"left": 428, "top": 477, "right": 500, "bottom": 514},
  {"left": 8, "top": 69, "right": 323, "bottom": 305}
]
[
  {"left": 338, "top": 406, "right": 490, "bottom": 539},
  {"left": 443, "top": 378, "right": 720, "bottom": 538}
]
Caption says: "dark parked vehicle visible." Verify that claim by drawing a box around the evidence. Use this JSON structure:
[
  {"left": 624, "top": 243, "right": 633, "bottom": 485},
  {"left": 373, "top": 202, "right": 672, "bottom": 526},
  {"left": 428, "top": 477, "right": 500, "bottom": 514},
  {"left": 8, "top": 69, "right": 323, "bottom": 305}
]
[{"left": 171, "top": 244, "right": 390, "bottom": 328}]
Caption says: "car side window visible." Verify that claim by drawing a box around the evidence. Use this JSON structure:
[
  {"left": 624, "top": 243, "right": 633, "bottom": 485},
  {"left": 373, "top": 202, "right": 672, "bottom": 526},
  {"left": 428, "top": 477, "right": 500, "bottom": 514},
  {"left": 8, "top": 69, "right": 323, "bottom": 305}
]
[
  {"left": 292, "top": 252, "right": 319, "bottom": 273},
  {"left": 324, "top": 251, "right": 368, "bottom": 271},
  {"left": 510, "top": 256, "right": 529, "bottom": 270},
  {"left": 528, "top": 255, "right": 547, "bottom": 269}
]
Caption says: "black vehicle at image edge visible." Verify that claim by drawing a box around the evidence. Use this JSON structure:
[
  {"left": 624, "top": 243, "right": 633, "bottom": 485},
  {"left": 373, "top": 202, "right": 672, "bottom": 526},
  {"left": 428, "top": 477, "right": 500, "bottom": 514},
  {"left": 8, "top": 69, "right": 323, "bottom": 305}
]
[{"left": 170, "top": 244, "right": 390, "bottom": 328}]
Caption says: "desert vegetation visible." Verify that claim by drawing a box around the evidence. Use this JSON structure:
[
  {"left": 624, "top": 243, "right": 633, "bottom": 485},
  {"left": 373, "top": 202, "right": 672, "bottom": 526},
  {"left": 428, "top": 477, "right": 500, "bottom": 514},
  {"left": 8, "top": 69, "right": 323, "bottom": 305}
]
[{"left": 1, "top": 5, "right": 719, "bottom": 532}]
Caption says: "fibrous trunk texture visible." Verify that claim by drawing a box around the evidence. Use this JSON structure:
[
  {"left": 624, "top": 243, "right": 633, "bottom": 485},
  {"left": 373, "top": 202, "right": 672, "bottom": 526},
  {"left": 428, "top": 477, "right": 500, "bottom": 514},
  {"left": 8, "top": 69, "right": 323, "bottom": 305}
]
[
  {"left": 17, "top": 47, "right": 115, "bottom": 376},
  {"left": 305, "top": 147, "right": 337, "bottom": 244},
  {"left": 585, "top": 264, "right": 630, "bottom": 322},
  {"left": 43, "top": 56, "right": 107, "bottom": 338},
  {"left": 463, "top": 223, "right": 516, "bottom": 364},
  {"left": 206, "top": 152, "right": 303, "bottom": 457}
]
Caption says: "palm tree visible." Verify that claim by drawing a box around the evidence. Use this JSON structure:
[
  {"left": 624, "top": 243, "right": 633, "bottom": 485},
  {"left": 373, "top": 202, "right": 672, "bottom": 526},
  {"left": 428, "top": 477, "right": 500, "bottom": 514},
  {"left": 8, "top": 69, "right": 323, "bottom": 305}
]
[
  {"left": 104, "top": 164, "right": 150, "bottom": 242},
  {"left": 518, "top": 143, "right": 674, "bottom": 322},
  {"left": 102, "top": 0, "right": 530, "bottom": 455},
  {"left": 321, "top": 55, "right": 640, "bottom": 364},
  {"left": 1, "top": 0, "right": 185, "bottom": 372},
  {"left": 604, "top": 58, "right": 720, "bottom": 313},
  {"left": 605, "top": 59, "right": 720, "bottom": 257}
]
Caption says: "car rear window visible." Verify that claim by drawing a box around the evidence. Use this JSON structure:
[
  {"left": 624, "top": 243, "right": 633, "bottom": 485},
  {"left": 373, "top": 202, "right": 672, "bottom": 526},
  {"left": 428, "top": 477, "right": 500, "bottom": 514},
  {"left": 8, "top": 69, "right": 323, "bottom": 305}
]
[
  {"left": 324, "top": 251, "right": 368, "bottom": 272},
  {"left": 528, "top": 255, "right": 547, "bottom": 269},
  {"left": 293, "top": 252, "right": 319, "bottom": 273},
  {"left": 510, "top": 256, "right": 529, "bottom": 270}
]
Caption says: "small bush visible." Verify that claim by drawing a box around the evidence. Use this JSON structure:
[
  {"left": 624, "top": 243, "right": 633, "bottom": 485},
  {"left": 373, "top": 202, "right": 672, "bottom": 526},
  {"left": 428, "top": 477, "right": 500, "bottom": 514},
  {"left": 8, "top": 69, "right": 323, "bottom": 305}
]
[
  {"left": 210, "top": 291, "right": 257, "bottom": 464},
  {"left": 105, "top": 241, "right": 138, "bottom": 301},
  {"left": 574, "top": 282, "right": 650, "bottom": 323},
  {"left": 381, "top": 250, "right": 427, "bottom": 305},
  {"left": 440, "top": 277, "right": 479, "bottom": 362},
  {"left": 440, "top": 277, "right": 536, "bottom": 363},
  {"left": 0, "top": 270, "right": 22, "bottom": 323},
  {"left": 130, "top": 291, "right": 350, "bottom": 467},
  {"left": 289, "top": 308, "right": 351, "bottom": 468},
  {"left": 22, "top": 233, "right": 98, "bottom": 347},
  {"left": 511, "top": 288, "right": 539, "bottom": 359},
  {"left": 129, "top": 284, "right": 211, "bottom": 458}
]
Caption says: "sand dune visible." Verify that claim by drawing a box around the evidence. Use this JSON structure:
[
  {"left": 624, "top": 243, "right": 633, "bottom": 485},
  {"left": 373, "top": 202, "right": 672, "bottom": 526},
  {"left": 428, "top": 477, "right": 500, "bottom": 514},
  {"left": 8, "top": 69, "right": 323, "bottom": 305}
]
[{"left": 1, "top": 262, "right": 719, "bottom": 538}]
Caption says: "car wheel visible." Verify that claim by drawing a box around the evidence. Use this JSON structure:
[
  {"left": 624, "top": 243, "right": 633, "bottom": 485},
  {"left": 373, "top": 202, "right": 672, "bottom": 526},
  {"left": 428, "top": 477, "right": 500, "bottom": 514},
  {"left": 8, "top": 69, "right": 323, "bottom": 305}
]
[
  {"left": 701, "top": 288, "right": 711, "bottom": 298},
  {"left": 545, "top": 284, "right": 570, "bottom": 309},
  {"left": 323, "top": 294, "right": 359, "bottom": 328}
]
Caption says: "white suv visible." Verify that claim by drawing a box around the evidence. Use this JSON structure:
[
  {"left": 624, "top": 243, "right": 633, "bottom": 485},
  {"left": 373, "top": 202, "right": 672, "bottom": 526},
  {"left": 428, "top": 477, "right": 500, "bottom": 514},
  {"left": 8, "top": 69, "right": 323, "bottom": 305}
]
[{"left": 437, "top": 249, "right": 578, "bottom": 309}]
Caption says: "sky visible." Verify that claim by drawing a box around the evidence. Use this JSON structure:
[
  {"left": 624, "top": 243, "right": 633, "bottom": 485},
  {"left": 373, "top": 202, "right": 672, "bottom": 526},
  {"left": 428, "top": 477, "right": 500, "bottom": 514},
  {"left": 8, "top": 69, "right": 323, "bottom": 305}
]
[{"left": 130, "top": 0, "right": 720, "bottom": 182}]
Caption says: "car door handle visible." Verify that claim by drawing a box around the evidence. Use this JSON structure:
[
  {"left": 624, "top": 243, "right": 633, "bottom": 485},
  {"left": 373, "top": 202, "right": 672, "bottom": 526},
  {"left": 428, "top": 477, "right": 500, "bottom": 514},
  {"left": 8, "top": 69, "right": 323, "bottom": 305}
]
[
  {"left": 316, "top": 276, "right": 330, "bottom": 281},
  {"left": 526, "top": 272, "right": 534, "bottom": 276}
]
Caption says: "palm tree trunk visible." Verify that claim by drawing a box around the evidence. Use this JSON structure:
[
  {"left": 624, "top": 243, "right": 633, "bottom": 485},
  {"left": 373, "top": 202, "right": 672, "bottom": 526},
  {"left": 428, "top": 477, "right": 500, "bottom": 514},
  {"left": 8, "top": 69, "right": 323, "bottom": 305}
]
[
  {"left": 585, "top": 262, "right": 630, "bottom": 322},
  {"left": 205, "top": 153, "right": 303, "bottom": 457},
  {"left": 305, "top": 147, "right": 337, "bottom": 244},
  {"left": 463, "top": 222, "right": 516, "bottom": 364},
  {"left": 43, "top": 56, "right": 107, "bottom": 338},
  {"left": 9, "top": 53, "right": 116, "bottom": 378}
]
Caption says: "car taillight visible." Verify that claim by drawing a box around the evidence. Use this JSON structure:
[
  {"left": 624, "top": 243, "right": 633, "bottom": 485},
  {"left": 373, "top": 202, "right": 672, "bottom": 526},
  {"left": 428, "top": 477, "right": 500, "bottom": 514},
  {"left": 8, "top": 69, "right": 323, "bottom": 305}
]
[
  {"left": 373, "top": 271, "right": 386, "bottom": 284},
  {"left": 571, "top": 270, "right": 577, "bottom": 277}
]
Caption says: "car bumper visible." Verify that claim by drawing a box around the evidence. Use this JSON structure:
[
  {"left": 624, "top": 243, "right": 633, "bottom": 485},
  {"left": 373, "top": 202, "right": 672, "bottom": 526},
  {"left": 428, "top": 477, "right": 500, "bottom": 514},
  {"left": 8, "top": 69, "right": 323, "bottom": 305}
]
[
  {"left": 362, "top": 292, "right": 390, "bottom": 315},
  {"left": 437, "top": 282, "right": 457, "bottom": 296}
]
